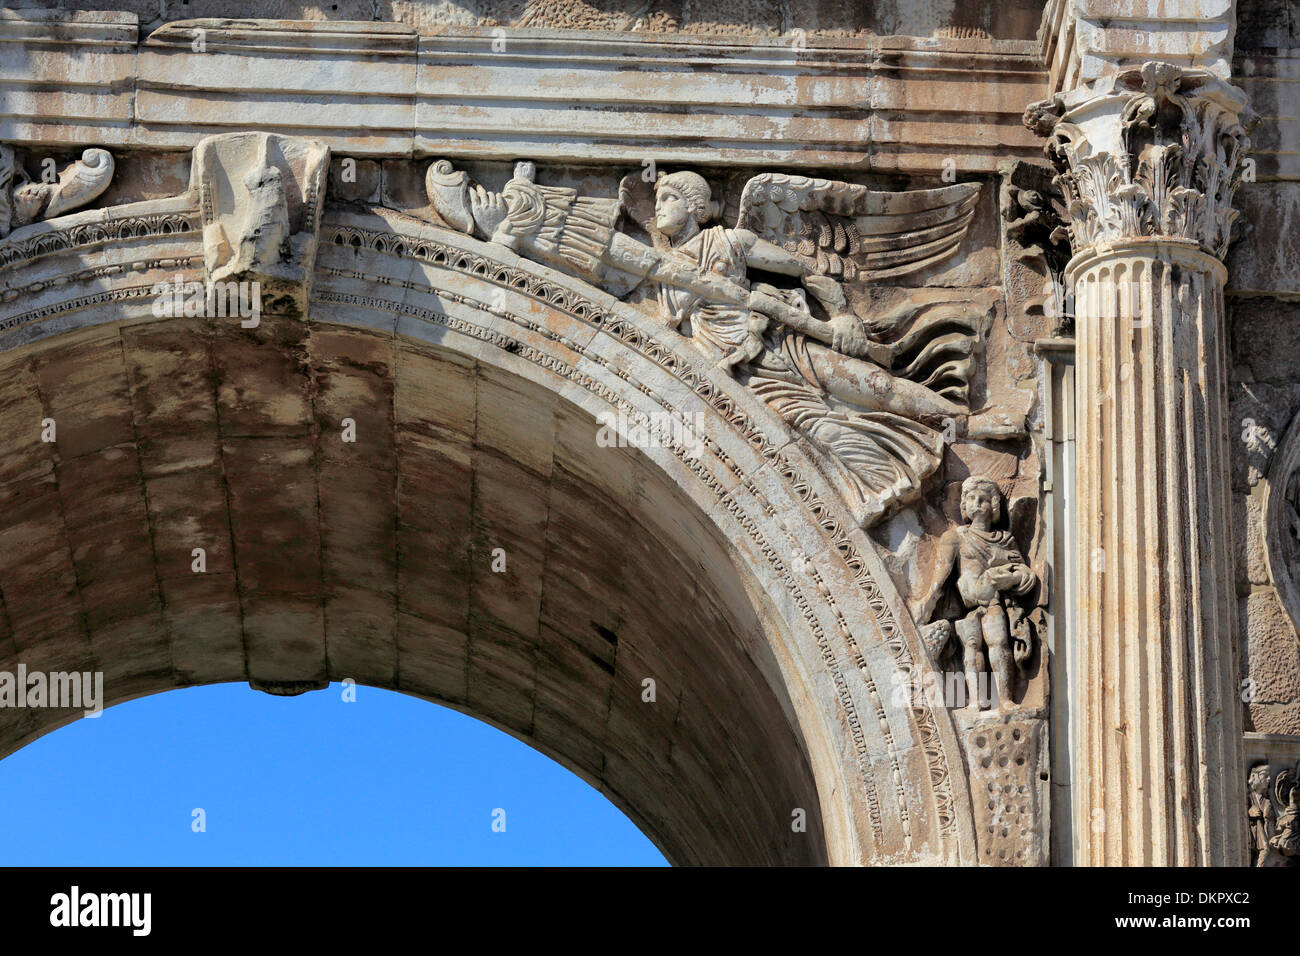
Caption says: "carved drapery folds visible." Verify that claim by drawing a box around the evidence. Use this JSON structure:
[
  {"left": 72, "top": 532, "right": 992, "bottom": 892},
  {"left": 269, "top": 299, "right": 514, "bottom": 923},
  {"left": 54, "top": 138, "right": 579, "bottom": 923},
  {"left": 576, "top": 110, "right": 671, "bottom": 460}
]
[
  {"left": 1248, "top": 761, "right": 1300, "bottom": 866},
  {"left": 1025, "top": 62, "right": 1257, "bottom": 259},
  {"left": 913, "top": 475, "right": 1042, "bottom": 712},
  {"left": 428, "top": 159, "right": 1023, "bottom": 529},
  {"left": 0, "top": 146, "right": 115, "bottom": 239}
]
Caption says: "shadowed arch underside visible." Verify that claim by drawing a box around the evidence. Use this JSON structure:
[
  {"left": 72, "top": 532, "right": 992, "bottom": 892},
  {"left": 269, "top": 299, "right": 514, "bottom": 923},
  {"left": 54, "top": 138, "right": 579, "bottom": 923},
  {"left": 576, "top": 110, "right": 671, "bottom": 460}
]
[
  {"left": 0, "top": 313, "right": 831, "bottom": 865},
  {"left": 0, "top": 202, "right": 979, "bottom": 865}
]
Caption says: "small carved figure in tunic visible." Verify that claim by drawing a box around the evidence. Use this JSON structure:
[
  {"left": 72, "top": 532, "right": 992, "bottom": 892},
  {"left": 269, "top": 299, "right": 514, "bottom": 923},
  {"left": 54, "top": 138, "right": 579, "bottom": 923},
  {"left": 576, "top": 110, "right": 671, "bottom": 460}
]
[
  {"left": 1249, "top": 762, "right": 1280, "bottom": 866},
  {"left": 915, "top": 477, "right": 1038, "bottom": 709}
]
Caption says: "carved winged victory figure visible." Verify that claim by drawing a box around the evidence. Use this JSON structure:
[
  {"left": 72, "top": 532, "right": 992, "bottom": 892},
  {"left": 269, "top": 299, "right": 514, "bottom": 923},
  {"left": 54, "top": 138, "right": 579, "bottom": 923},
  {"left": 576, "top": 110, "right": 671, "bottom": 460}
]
[{"left": 427, "top": 160, "right": 1021, "bottom": 525}]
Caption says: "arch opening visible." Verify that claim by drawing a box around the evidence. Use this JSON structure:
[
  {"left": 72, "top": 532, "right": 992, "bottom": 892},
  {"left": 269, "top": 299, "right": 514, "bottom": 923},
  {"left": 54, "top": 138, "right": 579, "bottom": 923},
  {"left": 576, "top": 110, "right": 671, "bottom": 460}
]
[
  {"left": 0, "top": 681, "right": 670, "bottom": 865},
  {"left": 0, "top": 310, "right": 828, "bottom": 865}
]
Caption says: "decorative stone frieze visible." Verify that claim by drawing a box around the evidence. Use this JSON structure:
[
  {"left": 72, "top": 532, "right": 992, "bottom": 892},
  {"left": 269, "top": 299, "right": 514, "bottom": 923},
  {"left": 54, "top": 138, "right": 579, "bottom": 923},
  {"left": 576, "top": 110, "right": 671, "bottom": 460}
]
[{"left": 0, "top": 11, "right": 1047, "bottom": 175}]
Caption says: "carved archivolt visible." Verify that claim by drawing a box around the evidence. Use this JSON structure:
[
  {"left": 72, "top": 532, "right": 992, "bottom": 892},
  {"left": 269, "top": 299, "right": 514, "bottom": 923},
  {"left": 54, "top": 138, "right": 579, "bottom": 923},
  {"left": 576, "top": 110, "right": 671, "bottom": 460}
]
[
  {"left": 0, "top": 138, "right": 994, "bottom": 863},
  {"left": 0, "top": 130, "right": 1061, "bottom": 862}
]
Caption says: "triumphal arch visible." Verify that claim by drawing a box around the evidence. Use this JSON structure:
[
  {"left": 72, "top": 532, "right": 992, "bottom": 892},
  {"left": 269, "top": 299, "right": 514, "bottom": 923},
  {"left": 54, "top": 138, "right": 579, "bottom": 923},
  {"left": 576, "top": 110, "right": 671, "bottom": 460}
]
[{"left": 1, "top": 0, "right": 1297, "bottom": 866}]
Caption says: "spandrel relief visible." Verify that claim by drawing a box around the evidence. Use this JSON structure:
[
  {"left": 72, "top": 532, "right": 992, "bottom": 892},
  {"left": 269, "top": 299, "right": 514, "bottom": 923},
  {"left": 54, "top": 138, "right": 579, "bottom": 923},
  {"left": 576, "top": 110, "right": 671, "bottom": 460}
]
[{"left": 426, "top": 159, "right": 1029, "bottom": 530}]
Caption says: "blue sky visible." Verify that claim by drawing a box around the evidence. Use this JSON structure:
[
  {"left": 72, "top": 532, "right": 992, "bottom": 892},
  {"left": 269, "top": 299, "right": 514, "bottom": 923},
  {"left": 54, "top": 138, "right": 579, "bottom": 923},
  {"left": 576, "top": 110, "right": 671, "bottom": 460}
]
[{"left": 0, "top": 682, "right": 666, "bottom": 866}]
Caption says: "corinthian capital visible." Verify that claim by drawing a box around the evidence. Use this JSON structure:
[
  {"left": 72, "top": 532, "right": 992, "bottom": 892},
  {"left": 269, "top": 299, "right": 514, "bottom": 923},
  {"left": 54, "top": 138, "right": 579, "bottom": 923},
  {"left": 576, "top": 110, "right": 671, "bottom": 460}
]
[{"left": 1024, "top": 62, "right": 1258, "bottom": 260}]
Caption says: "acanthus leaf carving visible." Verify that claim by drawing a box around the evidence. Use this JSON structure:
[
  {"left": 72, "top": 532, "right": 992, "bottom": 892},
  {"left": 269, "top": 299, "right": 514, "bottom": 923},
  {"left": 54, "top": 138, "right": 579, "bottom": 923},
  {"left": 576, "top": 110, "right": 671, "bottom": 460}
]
[{"left": 1024, "top": 61, "right": 1258, "bottom": 260}]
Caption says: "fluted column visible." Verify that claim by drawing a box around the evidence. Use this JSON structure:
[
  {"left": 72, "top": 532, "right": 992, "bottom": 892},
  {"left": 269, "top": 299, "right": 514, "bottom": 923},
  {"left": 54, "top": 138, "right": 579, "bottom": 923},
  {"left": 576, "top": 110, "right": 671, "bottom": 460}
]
[{"left": 1027, "top": 63, "right": 1257, "bottom": 865}]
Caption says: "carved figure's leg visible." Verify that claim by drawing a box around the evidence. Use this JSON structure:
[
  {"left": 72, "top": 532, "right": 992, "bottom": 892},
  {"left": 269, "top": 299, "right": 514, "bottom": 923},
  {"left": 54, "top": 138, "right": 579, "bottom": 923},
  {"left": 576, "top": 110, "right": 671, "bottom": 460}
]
[
  {"left": 954, "top": 613, "right": 986, "bottom": 710},
  {"left": 803, "top": 340, "right": 965, "bottom": 422},
  {"left": 982, "top": 602, "right": 1015, "bottom": 708}
]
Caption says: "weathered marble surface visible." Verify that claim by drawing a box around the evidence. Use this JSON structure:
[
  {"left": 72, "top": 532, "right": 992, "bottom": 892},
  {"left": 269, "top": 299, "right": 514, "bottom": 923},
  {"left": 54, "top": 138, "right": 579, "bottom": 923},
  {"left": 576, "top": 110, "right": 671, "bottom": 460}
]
[
  {"left": 0, "top": 10, "right": 1047, "bottom": 172},
  {"left": 1, "top": 0, "right": 1298, "bottom": 870}
]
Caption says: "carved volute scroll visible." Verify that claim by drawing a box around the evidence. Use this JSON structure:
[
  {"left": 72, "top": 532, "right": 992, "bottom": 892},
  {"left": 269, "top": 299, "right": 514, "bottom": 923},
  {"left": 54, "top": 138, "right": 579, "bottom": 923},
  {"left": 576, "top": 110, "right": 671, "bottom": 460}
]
[{"left": 0, "top": 145, "right": 116, "bottom": 239}]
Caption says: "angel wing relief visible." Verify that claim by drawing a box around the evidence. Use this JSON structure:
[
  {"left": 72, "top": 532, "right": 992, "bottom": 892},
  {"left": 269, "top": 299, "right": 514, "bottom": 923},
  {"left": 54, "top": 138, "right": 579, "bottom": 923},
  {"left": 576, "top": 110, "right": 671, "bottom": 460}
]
[{"left": 428, "top": 160, "right": 1021, "bottom": 527}]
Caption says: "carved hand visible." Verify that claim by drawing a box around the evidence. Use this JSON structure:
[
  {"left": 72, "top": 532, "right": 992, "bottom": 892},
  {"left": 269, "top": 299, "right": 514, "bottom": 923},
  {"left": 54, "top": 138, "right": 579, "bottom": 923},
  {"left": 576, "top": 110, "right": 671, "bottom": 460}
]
[
  {"left": 827, "top": 312, "right": 871, "bottom": 358},
  {"left": 469, "top": 184, "right": 508, "bottom": 238},
  {"left": 985, "top": 563, "right": 1036, "bottom": 593}
]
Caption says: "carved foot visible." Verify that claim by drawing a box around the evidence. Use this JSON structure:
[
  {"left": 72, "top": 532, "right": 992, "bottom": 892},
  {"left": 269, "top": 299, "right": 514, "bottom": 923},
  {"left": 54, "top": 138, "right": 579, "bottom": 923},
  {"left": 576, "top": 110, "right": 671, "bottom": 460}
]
[{"left": 967, "top": 409, "right": 1025, "bottom": 440}]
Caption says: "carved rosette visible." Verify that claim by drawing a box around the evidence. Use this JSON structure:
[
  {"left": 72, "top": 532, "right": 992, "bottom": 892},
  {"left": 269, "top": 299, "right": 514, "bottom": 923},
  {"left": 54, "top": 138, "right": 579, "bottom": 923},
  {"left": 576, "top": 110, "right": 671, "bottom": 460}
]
[{"left": 1025, "top": 62, "right": 1257, "bottom": 260}]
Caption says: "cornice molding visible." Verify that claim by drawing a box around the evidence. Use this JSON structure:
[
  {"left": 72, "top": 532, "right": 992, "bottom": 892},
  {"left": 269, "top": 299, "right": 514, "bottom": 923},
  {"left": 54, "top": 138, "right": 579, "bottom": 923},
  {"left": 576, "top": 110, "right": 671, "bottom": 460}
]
[{"left": 0, "top": 12, "right": 1047, "bottom": 173}]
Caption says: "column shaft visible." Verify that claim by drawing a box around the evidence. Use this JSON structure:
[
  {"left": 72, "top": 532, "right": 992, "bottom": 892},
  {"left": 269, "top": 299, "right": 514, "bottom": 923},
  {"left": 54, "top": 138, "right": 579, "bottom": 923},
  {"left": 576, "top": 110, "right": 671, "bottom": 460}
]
[
  {"left": 1026, "top": 62, "right": 1256, "bottom": 865},
  {"left": 1071, "top": 241, "right": 1242, "bottom": 865}
]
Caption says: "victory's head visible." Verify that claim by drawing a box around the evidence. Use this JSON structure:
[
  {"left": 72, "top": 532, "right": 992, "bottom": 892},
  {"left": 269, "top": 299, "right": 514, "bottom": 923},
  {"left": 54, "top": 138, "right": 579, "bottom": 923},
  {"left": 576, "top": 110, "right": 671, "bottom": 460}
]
[{"left": 654, "top": 171, "right": 716, "bottom": 238}]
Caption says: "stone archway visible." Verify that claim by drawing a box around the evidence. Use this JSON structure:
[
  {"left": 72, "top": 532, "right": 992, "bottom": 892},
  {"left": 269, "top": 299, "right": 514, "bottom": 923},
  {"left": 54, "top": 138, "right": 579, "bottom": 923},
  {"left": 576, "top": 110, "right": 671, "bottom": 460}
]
[{"left": 0, "top": 187, "right": 978, "bottom": 866}]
